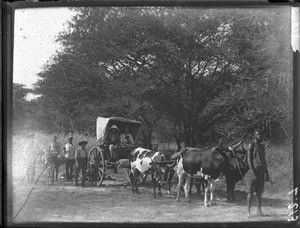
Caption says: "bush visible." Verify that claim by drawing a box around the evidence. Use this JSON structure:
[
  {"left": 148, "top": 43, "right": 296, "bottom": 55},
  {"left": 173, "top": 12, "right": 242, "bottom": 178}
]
[
  {"left": 265, "top": 143, "right": 293, "bottom": 194},
  {"left": 234, "top": 143, "right": 293, "bottom": 196}
]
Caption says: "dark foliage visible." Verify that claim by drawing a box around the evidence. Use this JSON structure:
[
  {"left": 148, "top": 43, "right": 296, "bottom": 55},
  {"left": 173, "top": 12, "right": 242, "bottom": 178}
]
[{"left": 14, "top": 7, "right": 292, "bottom": 147}]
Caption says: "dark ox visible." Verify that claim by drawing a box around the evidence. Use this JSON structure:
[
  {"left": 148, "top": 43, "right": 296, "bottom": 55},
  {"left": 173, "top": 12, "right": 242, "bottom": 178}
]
[
  {"left": 129, "top": 147, "right": 166, "bottom": 198},
  {"left": 164, "top": 152, "right": 205, "bottom": 198},
  {"left": 176, "top": 146, "right": 233, "bottom": 207},
  {"left": 224, "top": 140, "right": 250, "bottom": 201}
]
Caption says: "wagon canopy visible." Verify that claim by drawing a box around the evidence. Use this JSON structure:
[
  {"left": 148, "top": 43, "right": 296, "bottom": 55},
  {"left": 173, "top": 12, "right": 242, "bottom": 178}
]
[{"left": 96, "top": 117, "right": 143, "bottom": 145}]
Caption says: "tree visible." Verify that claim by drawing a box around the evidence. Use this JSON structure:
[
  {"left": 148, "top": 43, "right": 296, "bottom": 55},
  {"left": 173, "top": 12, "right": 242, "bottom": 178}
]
[
  {"left": 13, "top": 83, "right": 32, "bottom": 133},
  {"left": 203, "top": 9, "right": 293, "bottom": 143},
  {"left": 32, "top": 7, "right": 292, "bottom": 146}
]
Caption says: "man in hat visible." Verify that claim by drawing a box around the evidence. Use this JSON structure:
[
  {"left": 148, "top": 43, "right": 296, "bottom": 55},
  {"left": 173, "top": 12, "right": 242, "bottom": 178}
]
[
  {"left": 63, "top": 136, "right": 76, "bottom": 181},
  {"left": 107, "top": 125, "right": 120, "bottom": 161},
  {"left": 48, "top": 135, "right": 61, "bottom": 182},
  {"left": 247, "top": 129, "right": 271, "bottom": 218},
  {"left": 23, "top": 132, "right": 38, "bottom": 184},
  {"left": 74, "top": 141, "right": 88, "bottom": 187}
]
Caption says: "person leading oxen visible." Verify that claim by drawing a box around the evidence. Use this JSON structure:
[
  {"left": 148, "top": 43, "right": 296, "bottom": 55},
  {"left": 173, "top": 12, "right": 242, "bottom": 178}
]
[
  {"left": 246, "top": 129, "right": 272, "bottom": 217},
  {"left": 225, "top": 131, "right": 270, "bottom": 203},
  {"left": 129, "top": 147, "right": 166, "bottom": 198}
]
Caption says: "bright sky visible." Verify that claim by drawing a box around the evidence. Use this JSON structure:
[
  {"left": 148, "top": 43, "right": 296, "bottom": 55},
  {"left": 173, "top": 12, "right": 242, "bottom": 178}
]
[{"left": 13, "top": 7, "right": 76, "bottom": 89}]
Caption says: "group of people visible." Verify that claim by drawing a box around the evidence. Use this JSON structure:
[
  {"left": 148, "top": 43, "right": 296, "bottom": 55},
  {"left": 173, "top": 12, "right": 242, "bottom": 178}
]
[
  {"left": 48, "top": 135, "right": 89, "bottom": 187},
  {"left": 107, "top": 125, "right": 135, "bottom": 162},
  {"left": 23, "top": 125, "right": 136, "bottom": 187},
  {"left": 23, "top": 127, "right": 271, "bottom": 218},
  {"left": 23, "top": 133, "right": 89, "bottom": 187}
]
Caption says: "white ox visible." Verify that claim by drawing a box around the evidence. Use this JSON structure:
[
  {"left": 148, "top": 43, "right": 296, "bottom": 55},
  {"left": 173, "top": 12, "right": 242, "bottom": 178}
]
[{"left": 129, "top": 147, "right": 166, "bottom": 198}]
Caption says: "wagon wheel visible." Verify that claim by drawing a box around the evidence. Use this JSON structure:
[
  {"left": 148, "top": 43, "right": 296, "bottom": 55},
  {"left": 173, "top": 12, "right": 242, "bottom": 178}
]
[
  {"left": 126, "top": 169, "right": 148, "bottom": 185},
  {"left": 88, "top": 146, "right": 105, "bottom": 186}
]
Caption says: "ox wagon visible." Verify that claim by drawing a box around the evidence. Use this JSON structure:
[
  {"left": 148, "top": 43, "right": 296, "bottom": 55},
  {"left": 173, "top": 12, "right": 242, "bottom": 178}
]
[{"left": 86, "top": 117, "right": 148, "bottom": 186}]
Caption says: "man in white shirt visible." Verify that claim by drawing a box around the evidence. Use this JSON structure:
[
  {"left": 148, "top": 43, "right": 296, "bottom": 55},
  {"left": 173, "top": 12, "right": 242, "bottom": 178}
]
[
  {"left": 74, "top": 141, "right": 88, "bottom": 187},
  {"left": 63, "top": 136, "right": 76, "bottom": 181}
]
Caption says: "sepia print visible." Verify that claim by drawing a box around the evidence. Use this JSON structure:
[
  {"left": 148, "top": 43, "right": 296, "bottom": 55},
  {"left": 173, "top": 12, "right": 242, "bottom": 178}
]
[{"left": 8, "top": 3, "right": 296, "bottom": 225}]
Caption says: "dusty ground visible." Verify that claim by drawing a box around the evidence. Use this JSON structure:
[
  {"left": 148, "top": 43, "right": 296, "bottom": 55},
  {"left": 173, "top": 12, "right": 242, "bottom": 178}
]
[{"left": 9, "top": 166, "right": 292, "bottom": 225}]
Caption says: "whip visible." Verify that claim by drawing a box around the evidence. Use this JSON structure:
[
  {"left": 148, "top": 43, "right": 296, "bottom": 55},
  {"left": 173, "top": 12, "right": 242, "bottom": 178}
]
[{"left": 13, "top": 166, "right": 47, "bottom": 220}]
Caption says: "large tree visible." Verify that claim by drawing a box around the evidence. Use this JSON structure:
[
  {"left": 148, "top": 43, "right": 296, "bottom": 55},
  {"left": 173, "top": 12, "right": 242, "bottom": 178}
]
[{"left": 33, "top": 7, "right": 292, "bottom": 146}]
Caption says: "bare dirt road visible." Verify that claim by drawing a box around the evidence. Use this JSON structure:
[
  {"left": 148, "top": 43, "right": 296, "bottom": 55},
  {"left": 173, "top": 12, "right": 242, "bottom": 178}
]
[{"left": 10, "top": 168, "right": 292, "bottom": 225}]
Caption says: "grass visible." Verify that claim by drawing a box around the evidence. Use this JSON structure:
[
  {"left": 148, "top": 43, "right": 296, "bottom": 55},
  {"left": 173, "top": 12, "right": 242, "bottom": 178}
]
[{"left": 265, "top": 143, "right": 293, "bottom": 195}]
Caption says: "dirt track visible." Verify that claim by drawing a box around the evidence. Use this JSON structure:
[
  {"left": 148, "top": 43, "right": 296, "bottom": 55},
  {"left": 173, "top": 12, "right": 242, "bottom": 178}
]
[{"left": 11, "top": 168, "right": 292, "bottom": 224}]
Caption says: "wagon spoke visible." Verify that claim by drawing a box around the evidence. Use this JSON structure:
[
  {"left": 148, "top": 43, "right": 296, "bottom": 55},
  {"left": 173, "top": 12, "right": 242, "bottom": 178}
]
[{"left": 88, "top": 146, "right": 105, "bottom": 187}]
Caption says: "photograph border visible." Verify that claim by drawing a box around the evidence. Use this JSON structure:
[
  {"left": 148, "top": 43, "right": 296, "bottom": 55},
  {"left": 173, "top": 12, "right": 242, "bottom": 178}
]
[{"left": 2, "top": 0, "right": 299, "bottom": 227}]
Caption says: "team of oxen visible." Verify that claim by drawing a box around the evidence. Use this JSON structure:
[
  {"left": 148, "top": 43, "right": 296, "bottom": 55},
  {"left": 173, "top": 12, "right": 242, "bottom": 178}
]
[
  {"left": 128, "top": 141, "right": 250, "bottom": 207},
  {"left": 40, "top": 140, "right": 251, "bottom": 207}
]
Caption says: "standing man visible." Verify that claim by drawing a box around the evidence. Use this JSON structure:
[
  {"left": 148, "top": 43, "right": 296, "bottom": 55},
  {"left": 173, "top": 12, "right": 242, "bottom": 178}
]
[
  {"left": 74, "top": 141, "right": 88, "bottom": 187},
  {"left": 49, "top": 135, "right": 61, "bottom": 182},
  {"left": 63, "top": 136, "right": 76, "bottom": 181},
  {"left": 247, "top": 129, "right": 271, "bottom": 217}
]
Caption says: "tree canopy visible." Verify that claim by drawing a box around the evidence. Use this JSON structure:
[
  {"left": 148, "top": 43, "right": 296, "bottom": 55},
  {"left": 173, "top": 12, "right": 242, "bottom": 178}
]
[{"left": 15, "top": 7, "right": 292, "bottom": 148}]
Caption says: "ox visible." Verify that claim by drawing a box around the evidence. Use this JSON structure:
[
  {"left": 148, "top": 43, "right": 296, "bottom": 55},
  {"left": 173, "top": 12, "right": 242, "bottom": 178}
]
[
  {"left": 129, "top": 147, "right": 166, "bottom": 198},
  {"left": 224, "top": 139, "right": 252, "bottom": 201},
  {"left": 164, "top": 152, "right": 205, "bottom": 198},
  {"left": 176, "top": 146, "right": 232, "bottom": 207}
]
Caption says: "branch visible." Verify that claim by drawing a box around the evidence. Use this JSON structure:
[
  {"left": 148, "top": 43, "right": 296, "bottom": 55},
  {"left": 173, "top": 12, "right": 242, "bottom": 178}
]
[{"left": 59, "top": 98, "right": 74, "bottom": 131}]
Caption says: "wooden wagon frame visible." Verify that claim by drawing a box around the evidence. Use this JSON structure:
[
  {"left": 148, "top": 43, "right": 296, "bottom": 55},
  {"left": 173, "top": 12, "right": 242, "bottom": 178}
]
[{"left": 86, "top": 117, "right": 148, "bottom": 186}]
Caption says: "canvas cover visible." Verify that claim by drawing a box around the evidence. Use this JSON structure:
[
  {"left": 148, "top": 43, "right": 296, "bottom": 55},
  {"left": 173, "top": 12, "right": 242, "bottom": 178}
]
[
  {"left": 96, "top": 117, "right": 142, "bottom": 145},
  {"left": 96, "top": 117, "right": 111, "bottom": 142}
]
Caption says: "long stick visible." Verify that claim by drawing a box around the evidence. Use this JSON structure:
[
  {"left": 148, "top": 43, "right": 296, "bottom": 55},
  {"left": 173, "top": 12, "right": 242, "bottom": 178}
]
[
  {"left": 13, "top": 166, "right": 47, "bottom": 220},
  {"left": 17, "top": 151, "right": 43, "bottom": 187}
]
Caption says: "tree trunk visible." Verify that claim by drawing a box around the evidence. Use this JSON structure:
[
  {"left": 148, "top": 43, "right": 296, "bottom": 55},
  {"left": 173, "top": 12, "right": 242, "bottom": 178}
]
[
  {"left": 147, "top": 129, "right": 153, "bottom": 150},
  {"left": 174, "top": 135, "right": 181, "bottom": 151},
  {"left": 184, "top": 128, "right": 193, "bottom": 147},
  {"left": 184, "top": 121, "right": 198, "bottom": 147}
]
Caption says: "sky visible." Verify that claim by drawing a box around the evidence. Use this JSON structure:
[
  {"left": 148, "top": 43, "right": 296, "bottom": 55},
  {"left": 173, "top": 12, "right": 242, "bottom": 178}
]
[{"left": 13, "top": 7, "right": 76, "bottom": 89}]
